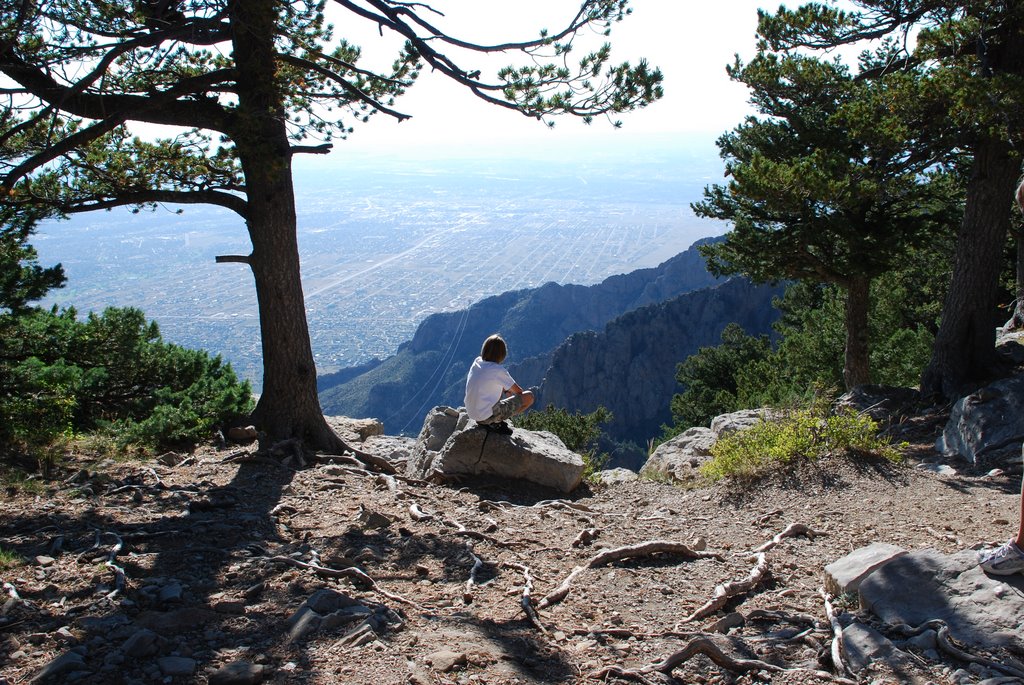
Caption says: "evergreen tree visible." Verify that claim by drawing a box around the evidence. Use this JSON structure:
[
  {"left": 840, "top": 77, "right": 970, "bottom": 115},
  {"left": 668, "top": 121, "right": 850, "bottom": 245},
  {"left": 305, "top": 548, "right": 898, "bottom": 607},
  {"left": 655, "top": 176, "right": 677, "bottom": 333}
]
[
  {"left": 0, "top": 1, "right": 663, "bottom": 453},
  {"left": 756, "top": 0, "right": 1024, "bottom": 398},
  {"left": 695, "top": 50, "right": 958, "bottom": 389}
]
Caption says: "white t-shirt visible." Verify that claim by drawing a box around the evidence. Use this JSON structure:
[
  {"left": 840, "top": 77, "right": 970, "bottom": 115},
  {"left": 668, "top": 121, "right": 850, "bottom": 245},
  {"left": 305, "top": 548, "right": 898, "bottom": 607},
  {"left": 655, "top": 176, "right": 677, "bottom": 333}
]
[{"left": 464, "top": 356, "right": 515, "bottom": 422}]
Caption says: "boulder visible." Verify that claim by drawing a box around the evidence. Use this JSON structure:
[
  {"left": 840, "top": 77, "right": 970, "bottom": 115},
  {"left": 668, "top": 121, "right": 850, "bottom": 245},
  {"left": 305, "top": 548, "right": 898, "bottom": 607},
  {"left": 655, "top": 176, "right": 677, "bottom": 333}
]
[
  {"left": 935, "top": 375, "right": 1024, "bottom": 465},
  {"left": 406, "top": 407, "right": 585, "bottom": 493},
  {"left": 597, "top": 468, "right": 639, "bottom": 486},
  {"left": 325, "top": 416, "right": 384, "bottom": 444},
  {"left": 710, "top": 408, "right": 779, "bottom": 437},
  {"left": 859, "top": 548, "right": 1024, "bottom": 650},
  {"left": 640, "top": 427, "right": 716, "bottom": 482}
]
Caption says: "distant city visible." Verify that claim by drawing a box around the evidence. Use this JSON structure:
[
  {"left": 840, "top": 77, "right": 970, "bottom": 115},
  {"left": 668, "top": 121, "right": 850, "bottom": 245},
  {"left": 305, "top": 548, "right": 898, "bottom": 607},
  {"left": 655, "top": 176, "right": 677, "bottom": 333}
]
[{"left": 36, "top": 139, "right": 726, "bottom": 390}]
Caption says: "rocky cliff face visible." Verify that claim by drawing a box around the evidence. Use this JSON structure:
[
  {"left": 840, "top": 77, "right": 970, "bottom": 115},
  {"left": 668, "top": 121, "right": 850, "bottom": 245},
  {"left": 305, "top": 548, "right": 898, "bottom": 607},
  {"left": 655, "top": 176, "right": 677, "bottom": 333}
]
[
  {"left": 538, "top": 278, "right": 784, "bottom": 465},
  {"left": 318, "top": 239, "right": 724, "bottom": 434}
]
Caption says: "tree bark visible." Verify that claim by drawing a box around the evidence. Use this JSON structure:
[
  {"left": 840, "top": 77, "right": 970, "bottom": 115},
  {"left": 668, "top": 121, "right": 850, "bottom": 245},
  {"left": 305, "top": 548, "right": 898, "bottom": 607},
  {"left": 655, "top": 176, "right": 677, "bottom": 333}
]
[
  {"left": 228, "top": 0, "right": 344, "bottom": 451},
  {"left": 921, "top": 135, "right": 1020, "bottom": 400},
  {"left": 842, "top": 275, "right": 871, "bottom": 390}
]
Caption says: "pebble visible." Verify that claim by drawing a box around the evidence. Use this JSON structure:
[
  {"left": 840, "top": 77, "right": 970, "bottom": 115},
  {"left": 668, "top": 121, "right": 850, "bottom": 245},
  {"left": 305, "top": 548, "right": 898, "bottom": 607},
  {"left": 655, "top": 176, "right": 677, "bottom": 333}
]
[{"left": 158, "top": 656, "right": 197, "bottom": 677}]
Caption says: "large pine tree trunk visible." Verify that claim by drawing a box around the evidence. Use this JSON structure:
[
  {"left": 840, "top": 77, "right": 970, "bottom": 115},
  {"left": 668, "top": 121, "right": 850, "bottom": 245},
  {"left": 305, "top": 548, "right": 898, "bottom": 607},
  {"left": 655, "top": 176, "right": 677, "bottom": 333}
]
[
  {"left": 921, "top": 135, "right": 1020, "bottom": 399},
  {"left": 843, "top": 275, "right": 870, "bottom": 390},
  {"left": 228, "top": 0, "right": 344, "bottom": 452}
]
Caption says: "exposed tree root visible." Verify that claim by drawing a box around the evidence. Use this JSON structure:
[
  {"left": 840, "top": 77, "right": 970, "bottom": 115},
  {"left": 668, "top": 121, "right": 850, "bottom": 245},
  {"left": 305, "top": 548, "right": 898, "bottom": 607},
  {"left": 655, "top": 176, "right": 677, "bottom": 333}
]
[
  {"left": 820, "top": 588, "right": 850, "bottom": 677},
  {"left": 889, "top": 619, "right": 1024, "bottom": 679},
  {"left": 537, "top": 540, "right": 723, "bottom": 610},
  {"left": 587, "top": 634, "right": 856, "bottom": 684},
  {"left": 752, "top": 522, "right": 820, "bottom": 554},
  {"left": 265, "top": 555, "right": 421, "bottom": 609},
  {"left": 503, "top": 561, "right": 548, "bottom": 634},
  {"left": 681, "top": 552, "right": 767, "bottom": 624}
]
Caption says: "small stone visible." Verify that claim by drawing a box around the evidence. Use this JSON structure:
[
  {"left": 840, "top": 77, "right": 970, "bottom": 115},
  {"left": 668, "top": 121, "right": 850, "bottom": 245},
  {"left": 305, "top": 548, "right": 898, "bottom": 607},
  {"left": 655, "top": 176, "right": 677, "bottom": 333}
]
[
  {"left": 122, "top": 629, "right": 162, "bottom": 658},
  {"left": 34, "top": 556, "right": 56, "bottom": 567},
  {"left": 158, "top": 582, "right": 183, "bottom": 603},
  {"left": 710, "top": 612, "right": 744, "bottom": 633},
  {"left": 426, "top": 650, "right": 467, "bottom": 672},
  {"left": 227, "top": 426, "right": 258, "bottom": 443},
  {"left": 158, "top": 656, "right": 197, "bottom": 677},
  {"left": 208, "top": 660, "right": 269, "bottom": 685}
]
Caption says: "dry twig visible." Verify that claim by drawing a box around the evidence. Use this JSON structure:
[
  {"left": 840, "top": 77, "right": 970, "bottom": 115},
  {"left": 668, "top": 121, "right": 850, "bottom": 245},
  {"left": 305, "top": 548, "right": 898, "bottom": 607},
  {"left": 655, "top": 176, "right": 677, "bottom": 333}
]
[
  {"left": 265, "top": 555, "right": 421, "bottom": 609},
  {"left": 820, "top": 588, "right": 850, "bottom": 677},
  {"left": 503, "top": 561, "right": 547, "bottom": 634}
]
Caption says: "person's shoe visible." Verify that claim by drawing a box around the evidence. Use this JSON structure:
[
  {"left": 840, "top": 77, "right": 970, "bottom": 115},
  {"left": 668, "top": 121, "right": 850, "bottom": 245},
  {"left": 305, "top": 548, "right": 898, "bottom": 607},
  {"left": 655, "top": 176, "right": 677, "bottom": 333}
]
[
  {"left": 490, "top": 421, "right": 513, "bottom": 436},
  {"left": 979, "top": 539, "right": 1024, "bottom": 575}
]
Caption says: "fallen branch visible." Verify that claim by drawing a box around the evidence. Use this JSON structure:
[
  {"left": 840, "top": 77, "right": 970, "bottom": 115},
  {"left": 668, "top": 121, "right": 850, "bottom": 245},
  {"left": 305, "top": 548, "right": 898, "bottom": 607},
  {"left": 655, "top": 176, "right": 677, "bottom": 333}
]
[
  {"left": 681, "top": 553, "right": 767, "bottom": 624},
  {"left": 538, "top": 540, "right": 722, "bottom": 610}
]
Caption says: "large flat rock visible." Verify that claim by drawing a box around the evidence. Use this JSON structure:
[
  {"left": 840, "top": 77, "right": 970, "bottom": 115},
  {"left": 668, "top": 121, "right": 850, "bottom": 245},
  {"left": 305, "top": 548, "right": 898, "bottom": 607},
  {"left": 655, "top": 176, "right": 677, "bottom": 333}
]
[{"left": 858, "top": 548, "right": 1024, "bottom": 649}]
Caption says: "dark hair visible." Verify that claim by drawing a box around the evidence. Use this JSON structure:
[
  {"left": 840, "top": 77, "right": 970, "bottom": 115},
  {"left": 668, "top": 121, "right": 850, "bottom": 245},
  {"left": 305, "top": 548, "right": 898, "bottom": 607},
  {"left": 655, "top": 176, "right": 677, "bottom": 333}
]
[{"left": 480, "top": 334, "right": 507, "bottom": 363}]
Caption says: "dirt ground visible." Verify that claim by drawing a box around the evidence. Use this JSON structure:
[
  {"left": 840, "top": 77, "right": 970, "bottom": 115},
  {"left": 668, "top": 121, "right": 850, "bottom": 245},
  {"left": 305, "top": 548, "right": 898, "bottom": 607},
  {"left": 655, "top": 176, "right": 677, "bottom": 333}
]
[{"left": 2, "top": 415, "right": 1023, "bottom": 685}]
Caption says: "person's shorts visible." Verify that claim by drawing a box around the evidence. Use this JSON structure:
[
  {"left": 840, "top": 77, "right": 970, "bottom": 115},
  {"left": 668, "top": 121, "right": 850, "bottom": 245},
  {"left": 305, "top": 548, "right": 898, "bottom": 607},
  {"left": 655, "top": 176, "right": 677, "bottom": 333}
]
[{"left": 482, "top": 393, "right": 525, "bottom": 423}]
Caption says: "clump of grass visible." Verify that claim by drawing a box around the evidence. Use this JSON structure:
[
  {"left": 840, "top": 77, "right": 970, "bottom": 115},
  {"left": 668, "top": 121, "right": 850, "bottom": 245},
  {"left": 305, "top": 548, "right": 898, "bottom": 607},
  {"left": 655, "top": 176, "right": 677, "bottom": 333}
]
[
  {"left": 0, "top": 546, "right": 24, "bottom": 570},
  {"left": 700, "top": 405, "right": 904, "bottom": 482}
]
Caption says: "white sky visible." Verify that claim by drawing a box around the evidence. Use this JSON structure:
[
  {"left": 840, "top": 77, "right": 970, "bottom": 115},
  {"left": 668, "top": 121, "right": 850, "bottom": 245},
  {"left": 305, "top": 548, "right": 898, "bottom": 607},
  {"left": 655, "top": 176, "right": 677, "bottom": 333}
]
[{"left": 327, "top": 0, "right": 772, "bottom": 156}]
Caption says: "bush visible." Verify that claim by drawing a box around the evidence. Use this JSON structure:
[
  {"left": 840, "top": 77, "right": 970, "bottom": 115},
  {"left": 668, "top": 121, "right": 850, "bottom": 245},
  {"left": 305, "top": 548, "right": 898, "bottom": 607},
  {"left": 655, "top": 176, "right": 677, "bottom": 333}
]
[
  {"left": 700, "top": 404, "right": 903, "bottom": 482},
  {"left": 514, "top": 404, "right": 612, "bottom": 478},
  {"left": 0, "top": 306, "right": 253, "bottom": 453}
]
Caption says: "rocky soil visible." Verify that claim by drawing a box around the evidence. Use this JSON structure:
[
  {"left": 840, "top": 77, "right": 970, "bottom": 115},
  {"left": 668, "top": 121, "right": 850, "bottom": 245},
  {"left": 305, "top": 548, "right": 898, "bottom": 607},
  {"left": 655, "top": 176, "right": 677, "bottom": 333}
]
[{"left": 2, "top": 416, "right": 1024, "bottom": 685}]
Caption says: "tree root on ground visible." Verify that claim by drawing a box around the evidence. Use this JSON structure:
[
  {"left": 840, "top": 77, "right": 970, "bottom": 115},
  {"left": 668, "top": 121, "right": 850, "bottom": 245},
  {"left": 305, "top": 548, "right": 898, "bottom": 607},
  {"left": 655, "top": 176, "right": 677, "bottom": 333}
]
[
  {"left": 503, "top": 561, "right": 548, "bottom": 634},
  {"left": 752, "top": 522, "right": 821, "bottom": 554},
  {"left": 820, "top": 588, "right": 850, "bottom": 677},
  {"left": 889, "top": 619, "right": 1024, "bottom": 679},
  {"left": 587, "top": 633, "right": 856, "bottom": 684},
  {"left": 265, "top": 555, "right": 422, "bottom": 609},
  {"left": 537, "top": 540, "right": 723, "bottom": 610},
  {"left": 681, "top": 552, "right": 768, "bottom": 624}
]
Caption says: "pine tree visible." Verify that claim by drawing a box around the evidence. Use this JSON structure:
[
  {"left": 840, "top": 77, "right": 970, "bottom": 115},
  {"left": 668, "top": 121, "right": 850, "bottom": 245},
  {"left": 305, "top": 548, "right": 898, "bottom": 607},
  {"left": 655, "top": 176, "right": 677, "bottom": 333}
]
[{"left": 0, "top": 1, "right": 663, "bottom": 453}]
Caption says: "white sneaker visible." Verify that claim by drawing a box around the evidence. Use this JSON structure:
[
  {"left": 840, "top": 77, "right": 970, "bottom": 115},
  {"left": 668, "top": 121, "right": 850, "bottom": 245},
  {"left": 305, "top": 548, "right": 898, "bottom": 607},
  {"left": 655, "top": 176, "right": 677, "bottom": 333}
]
[{"left": 979, "top": 540, "right": 1024, "bottom": 575}]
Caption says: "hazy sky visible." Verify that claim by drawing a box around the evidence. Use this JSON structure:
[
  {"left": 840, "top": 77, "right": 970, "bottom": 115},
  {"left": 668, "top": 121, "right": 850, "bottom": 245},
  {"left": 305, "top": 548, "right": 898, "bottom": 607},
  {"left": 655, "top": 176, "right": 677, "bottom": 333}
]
[{"left": 323, "top": 1, "right": 771, "bottom": 157}]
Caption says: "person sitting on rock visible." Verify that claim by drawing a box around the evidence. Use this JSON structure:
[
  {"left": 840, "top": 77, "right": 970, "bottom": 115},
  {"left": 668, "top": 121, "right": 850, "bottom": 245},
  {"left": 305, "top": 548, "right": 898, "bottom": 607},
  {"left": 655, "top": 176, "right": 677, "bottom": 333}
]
[{"left": 464, "top": 334, "right": 534, "bottom": 435}]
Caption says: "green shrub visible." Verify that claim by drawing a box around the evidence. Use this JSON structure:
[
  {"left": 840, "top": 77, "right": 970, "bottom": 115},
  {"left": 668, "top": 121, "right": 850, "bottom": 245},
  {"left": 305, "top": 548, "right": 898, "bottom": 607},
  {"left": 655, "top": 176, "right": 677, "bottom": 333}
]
[
  {"left": 700, "top": 405, "right": 903, "bottom": 481},
  {"left": 515, "top": 404, "right": 612, "bottom": 479},
  {"left": 0, "top": 306, "right": 253, "bottom": 454}
]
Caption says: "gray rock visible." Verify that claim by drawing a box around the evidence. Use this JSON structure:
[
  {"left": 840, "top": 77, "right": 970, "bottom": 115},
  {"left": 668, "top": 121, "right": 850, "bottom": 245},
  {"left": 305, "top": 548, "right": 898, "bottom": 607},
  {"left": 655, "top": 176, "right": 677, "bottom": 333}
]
[
  {"left": 824, "top": 543, "right": 906, "bottom": 596},
  {"left": 302, "top": 588, "right": 361, "bottom": 615},
  {"left": 425, "top": 650, "right": 467, "bottom": 672},
  {"left": 361, "top": 435, "right": 416, "bottom": 465},
  {"left": 407, "top": 407, "right": 585, "bottom": 493},
  {"left": 226, "top": 426, "right": 258, "bottom": 443},
  {"left": 208, "top": 661, "right": 269, "bottom": 685},
  {"left": 121, "top": 628, "right": 162, "bottom": 658},
  {"left": 158, "top": 656, "right": 197, "bottom": 677},
  {"left": 157, "top": 582, "right": 183, "bottom": 604},
  {"left": 936, "top": 376, "right": 1024, "bottom": 465},
  {"left": 640, "top": 427, "right": 715, "bottom": 483},
  {"left": 710, "top": 408, "right": 779, "bottom": 437},
  {"left": 859, "top": 548, "right": 1024, "bottom": 649},
  {"left": 841, "top": 622, "right": 916, "bottom": 675},
  {"left": 29, "top": 650, "right": 86, "bottom": 684},
  {"left": 597, "top": 468, "right": 639, "bottom": 485},
  {"left": 325, "top": 416, "right": 384, "bottom": 444}
]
